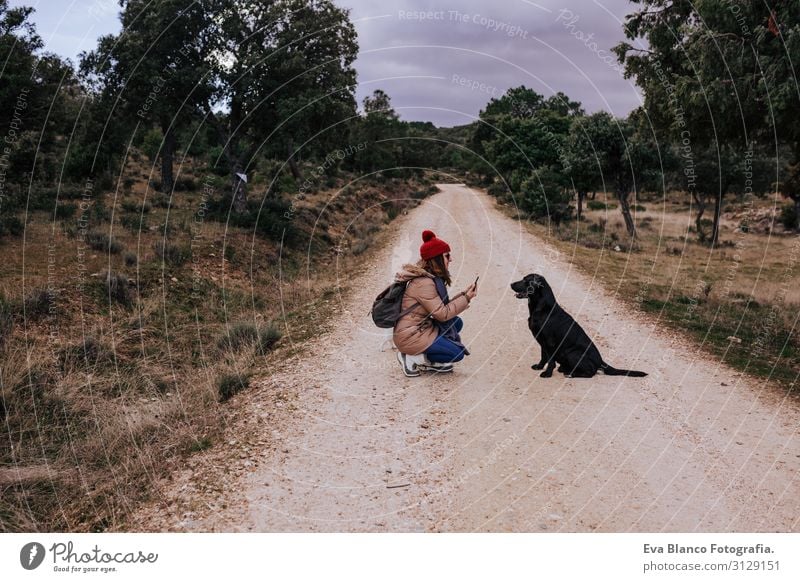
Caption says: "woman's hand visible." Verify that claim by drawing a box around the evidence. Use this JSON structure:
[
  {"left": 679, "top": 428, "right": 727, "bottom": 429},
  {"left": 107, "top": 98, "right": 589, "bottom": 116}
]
[{"left": 465, "top": 283, "right": 478, "bottom": 302}]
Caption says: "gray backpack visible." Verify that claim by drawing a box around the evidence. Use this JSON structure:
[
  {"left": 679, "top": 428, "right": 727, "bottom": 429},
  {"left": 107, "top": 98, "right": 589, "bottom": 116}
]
[{"left": 370, "top": 281, "right": 420, "bottom": 328}]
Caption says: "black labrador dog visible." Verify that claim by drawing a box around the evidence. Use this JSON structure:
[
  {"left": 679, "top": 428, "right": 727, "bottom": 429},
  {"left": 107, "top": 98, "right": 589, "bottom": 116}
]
[{"left": 510, "top": 274, "right": 647, "bottom": 378}]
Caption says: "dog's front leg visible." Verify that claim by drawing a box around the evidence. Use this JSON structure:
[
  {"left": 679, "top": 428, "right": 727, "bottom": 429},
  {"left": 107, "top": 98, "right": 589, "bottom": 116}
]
[
  {"left": 539, "top": 352, "right": 556, "bottom": 378},
  {"left": 540, "top": 360, "right": 556, "bottom": 378},
  {"left": 531, "top": 355, "right": 547, "bottom": 370}
]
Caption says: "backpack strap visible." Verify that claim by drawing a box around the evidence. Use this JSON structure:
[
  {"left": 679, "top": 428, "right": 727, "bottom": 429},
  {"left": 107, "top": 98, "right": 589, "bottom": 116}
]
[{"left": 402, "top": 278, "right": 437, "bottom": 328}]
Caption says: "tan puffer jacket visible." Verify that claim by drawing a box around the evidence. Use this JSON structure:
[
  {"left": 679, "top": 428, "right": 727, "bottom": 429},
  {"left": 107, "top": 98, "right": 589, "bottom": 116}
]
[{"left": 392, "top": 262, "right": 470, "bottom": 355}]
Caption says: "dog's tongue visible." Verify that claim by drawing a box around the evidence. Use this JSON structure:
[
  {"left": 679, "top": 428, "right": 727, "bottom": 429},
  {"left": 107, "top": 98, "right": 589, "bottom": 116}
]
[{"left": 515, "top": 292, "right": 526, "bottom": 298}]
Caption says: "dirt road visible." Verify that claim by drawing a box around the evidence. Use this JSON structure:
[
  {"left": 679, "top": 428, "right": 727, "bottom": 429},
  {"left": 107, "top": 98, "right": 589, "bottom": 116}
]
[{"left": 129, "top": 184, "right": 800, "bottom": 532}]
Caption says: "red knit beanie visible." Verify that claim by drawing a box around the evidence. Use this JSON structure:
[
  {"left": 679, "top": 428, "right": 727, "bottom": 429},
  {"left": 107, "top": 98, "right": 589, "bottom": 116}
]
[{"left": 419, "top": 230, "right": 451, "bottom": 260}]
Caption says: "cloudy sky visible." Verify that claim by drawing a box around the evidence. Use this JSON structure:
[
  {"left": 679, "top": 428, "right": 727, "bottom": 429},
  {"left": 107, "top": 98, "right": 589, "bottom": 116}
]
[{"left": 12, "top": 0, "right": 644, "bottom": 126}]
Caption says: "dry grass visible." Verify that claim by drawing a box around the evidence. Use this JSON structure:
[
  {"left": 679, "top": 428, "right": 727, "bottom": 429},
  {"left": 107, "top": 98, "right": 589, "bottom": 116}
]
[{"left": 0, "top": 159, "right": 438, "bottom": 531}]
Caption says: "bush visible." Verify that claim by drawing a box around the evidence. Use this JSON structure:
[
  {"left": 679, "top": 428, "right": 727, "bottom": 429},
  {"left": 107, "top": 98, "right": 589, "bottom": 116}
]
[
  {"left": 217, "top": 372, "right": 251, "bottom": 402},
  {"left": 59, "top": 336, "right": 113, "bottom": 371},
  {"left": 218, "top": 323, "right": 258, "bottom": 352},
  {"left": 587, "top": 200, "right": 617, "bottom": 211},
  {"left": 218, "top": 322, "right": 282, "bottom": 354},
  {"left": 91, "top": 199, "right": 110, "bottom": 222},
  {"left": 0, "top": 216, "right": 24, "bottom": 237},
  {"left": 55, "top": 202, "right": 77, "bottom": 220},
  {"left": 519, "top": 175, "right": 572, "bottom": 223},
  {"left": 487, "top": 182, "right": 508, "bottom": 198},
  {"left": 124, "top": 252, "right": 138, "bottom": 267},
  {"left": 257, "top": 324, "right": 282, "bottom": 353},
  {"left": 0, "top": 294, "right": 14, "bottom": 346},
  {"left": 121, "top": 200, "right": 151, "bottom": 214},
  {"left": 351, "top": 239, "right": 371, "bottom": 255},
  {"left": 152, "top": 240, "right": 189, "bottom": 267},
  {"left": 103, "top": 271, "right": 133, "bottom": 307},
  {"left": 151, "top": 194, "right": 171, "bottom": 209},
  {"left": 141, "top": 128, "right": 164, "bottom": 161},
  {"left": 120, "top": 214, "right": 147, "bottom": 233},
  {"left": 174, "top": 177, "right": 197, "bottom": 191},
  {"left": 207, "top": 195, "right": 294, "bottom": 244},
  {"left": 23, "top": 288, "right": 53, "bottom": 320},
  {"left": 86, "top": 231, "right": 123, "bottom": 254},
  {"left": 780, "top": 203, "right": 798, "bottom": 230}
]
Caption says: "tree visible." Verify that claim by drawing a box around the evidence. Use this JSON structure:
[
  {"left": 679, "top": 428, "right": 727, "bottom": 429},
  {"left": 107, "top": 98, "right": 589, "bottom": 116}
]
[
  {"left": 570, "top": 111, "right": 658, "bottom": 239},
  {"left": 566, "top": 113, "right": 606, "bottom": 221},
  {"left": 614, "top": 0, "right": 798, "bottom": 239},
  {"left": 0, "top": 0, "right": 74, "bottom": 226},
  {"left": 362, "top": 89, "right": 398, "bottom": 120},
  {"left": 80, "top": 0, "right": 217, "bottom": 193},
  {"left": 205, "top": 0, "right": 358, "bottom": 212},
  {"left": 350, "top": 89, "right": 404, "bottom": 173}
]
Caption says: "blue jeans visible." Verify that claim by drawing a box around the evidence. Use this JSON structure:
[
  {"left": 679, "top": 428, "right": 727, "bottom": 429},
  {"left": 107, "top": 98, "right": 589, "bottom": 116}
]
[{"left": 425, "top": 317, "right": 466, "bottom": 364}]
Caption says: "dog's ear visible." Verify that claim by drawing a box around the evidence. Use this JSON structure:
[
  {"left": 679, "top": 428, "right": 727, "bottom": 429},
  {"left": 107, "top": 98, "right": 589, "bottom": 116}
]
[{"left": 535, "top": 276, "right": 556, "bottom": 308}]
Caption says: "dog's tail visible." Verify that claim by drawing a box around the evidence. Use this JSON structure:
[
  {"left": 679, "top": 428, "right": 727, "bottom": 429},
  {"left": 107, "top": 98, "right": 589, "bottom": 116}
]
[{"left": 600, "top": 361, "right": 647, "bottom": 377}]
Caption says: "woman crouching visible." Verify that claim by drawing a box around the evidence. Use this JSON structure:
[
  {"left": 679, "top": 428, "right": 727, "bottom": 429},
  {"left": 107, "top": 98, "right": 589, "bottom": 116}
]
[{"left": 394, "top": 230, "right": 478, "bottom": 377}]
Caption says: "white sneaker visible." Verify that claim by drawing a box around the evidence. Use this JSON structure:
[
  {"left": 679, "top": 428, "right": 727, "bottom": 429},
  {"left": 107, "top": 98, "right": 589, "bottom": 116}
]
[
  {"left": 397, "top": 352, "right": 425, "bottom": 377},
  {"left": 418, "top": 361, "right": 454, "bottom": 373}
]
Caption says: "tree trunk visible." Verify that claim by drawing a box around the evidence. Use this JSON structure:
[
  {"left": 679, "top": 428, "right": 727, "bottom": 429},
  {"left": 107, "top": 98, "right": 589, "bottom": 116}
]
[
  {"left": 795, "top": 196, "right": 800, "bottom": 231},
  {"left": 576, "top": 190, "right": 586, "bottom": 221},
  {"left": 617, "top": 188, "right": 636, "bottom": 238},
  {"left": 692, "top": 191, "right": 707, "bottom": 241},
  {"left": 197, "top": 107, "right": 249, "bottom": 214},
  {"left": 231, "top": 160, "right": 247, "bottom": 215},
  {"left": 590, "top": 191, "right": 597, "bottom": 200},
  {"left": 287, "top": 138, "right": 302, "bottom": 181},
  {"left": 160, "top": 125, "right": 175, "bottom": 192},
  {"left": 711, "top": 190, "right": 724, "bottom": 245}
]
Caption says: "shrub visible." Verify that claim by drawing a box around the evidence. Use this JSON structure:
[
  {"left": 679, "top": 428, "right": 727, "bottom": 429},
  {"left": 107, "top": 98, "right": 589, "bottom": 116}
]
[
  {"left": 174, "top": 177, "right": 197, "bottom": 191},
  {"left": 55, "top": 202, "right": 77, "bottom": 220},
  {"left": 23, "top": 288, "right": 53, "bottom": 320},
  {"left": 86, "top": 231, "right": 123, "bottom": 254},
  {"left": 0, "top": 216, "right": 24, "bottom": 236},
  {"left": 218, "top": 322, "right": 282, "bottom": 354},
  {"left": 91, "top": 199, "right": 110, "bottom": 222},
  {"left": 257, "top": 324, "right": 282, "bottom": 354},
  {"left": 151, "top": 194, "right": 171, "bottom": 209},
  {"left": 218, "top": 323, "right": 258, "bottom": 352},
  {"left": 0, "top": 294, "right": 14, "bottom": 346},
  {"left": 519, "top": 174, "right": 572, "bottom": 223},
  {"left": 120, "top": 214, "right": 147, "bottom": 233},
  {"left": 351, "top": 239, "right": 371, "bottom": 255},
  {"left": 487, "top": 182, "right": 508, "bottom": 197},
  {"left": 141, "top": 128, "right": 164, "bottom": 161},
  {"left": 218, "top": 372, "right": 250, "bottom": 402},
  {"left": 207, "top": 196, "right": 294, "bottom": 243},
  {"left": 189, "top": 436, "right": 213, "bottom": 453},
  {"left": 780, "top": 203, "right": 798, "bottom": 230},
  {"left": 59, "top": 336, "right": 113, "bottom": 371},
  {"left": 152, "top": 240, "right": 189, "bottom": 267},
  {"left": 587, "top": 200, "right": 613, "bottom": 211},
  {"left": 124, "top": 252, "right": 138, "bottom": 267},
  {"left": 102, "top": 271, "right": 133, "bottom": 307}
]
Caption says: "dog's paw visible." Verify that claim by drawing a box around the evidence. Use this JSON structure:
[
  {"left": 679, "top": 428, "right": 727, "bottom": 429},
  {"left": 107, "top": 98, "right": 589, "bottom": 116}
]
[
  {"left": 539, "top": 370, "right": 553, "bottom": 378},
  {"left": 531, "top": 363, "right": 544, "bottom": 370}
]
